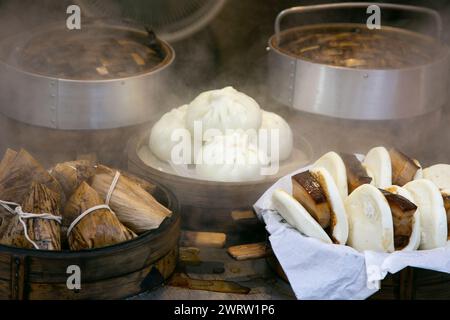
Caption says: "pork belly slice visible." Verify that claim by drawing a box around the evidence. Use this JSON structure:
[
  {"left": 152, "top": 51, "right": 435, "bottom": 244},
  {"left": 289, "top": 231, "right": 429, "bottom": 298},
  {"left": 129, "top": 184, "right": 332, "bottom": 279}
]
[
  {"left": 389, "top": 148, "right": 420, "bottom": 186},
  {"left": 443, "top": 192, "right": 450, "bottom": 240},
  {"left": 292, "top": 171, "right": 331, "bottom": 229},
  {"left": 339, "top": 153, "right": 372, "bottom": 193},
  {"left": 381, "top": 189, "right": 417, "bottom": 250}
]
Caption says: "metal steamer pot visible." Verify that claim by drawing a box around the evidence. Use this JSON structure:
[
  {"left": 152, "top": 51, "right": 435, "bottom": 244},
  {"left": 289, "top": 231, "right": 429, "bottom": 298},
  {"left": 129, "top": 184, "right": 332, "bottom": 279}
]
[
  {"left": 268, "top": 3, "right": 450, "bottom": 120},
  {"left": 0, "top": 21, "right": 175, "bottom": 130}
]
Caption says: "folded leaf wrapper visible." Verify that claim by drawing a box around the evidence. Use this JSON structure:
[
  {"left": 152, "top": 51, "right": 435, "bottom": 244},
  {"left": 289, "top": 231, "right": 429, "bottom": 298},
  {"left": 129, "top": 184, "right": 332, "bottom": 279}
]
[
  {"left": 90, "top": 166, "right": 172, "bottom": 234},
  {"left": 51, "top": 160, "right": 97, "bottom": 198},
  {"left": 0, "top": 149, "right": 65, "bottom": 206},
  {"left": 254, "top": 158, "right": 450, "bottom": 300},
  {"left": 0, "top": 182, "right": 61, "bottom": 250},
  {"left": 64, "top": 182, "right": 136, "bottom": 251}
]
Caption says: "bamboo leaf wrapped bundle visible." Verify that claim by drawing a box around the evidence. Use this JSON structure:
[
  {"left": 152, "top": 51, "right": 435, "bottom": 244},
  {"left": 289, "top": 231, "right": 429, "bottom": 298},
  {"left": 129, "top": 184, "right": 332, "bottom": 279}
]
[
  {"left": 64, "top": 182, "right": 136, "bottom": 250},
  {"left": 90, "top": 165, "right": 172, "bottom": 233},
  {"left": 0, "top": 182, "right": 62, "bottom": 250},
  {"left": 0, "top": 149, "right": 65, "bottom": 206},
  {"left": 50, "top": 160, "right": 97, "bottom": 198}
]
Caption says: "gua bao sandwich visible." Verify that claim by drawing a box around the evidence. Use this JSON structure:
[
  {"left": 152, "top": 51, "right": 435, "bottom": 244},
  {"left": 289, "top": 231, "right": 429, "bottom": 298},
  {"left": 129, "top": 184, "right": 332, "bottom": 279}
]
[
  {"left": 272, "top": 167, "right": 349, "bottom": 245},
  {"left": 270, "top": 146, "right": 450, "bottom": 253}
]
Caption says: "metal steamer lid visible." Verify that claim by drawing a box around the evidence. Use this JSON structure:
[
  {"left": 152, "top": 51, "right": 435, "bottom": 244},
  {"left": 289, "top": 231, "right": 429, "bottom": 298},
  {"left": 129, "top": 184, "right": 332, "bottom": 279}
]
[
  {"left": 0, "top": 23, "right": 175, "bottom": 130},
  {"left": 268, "top": 3, "right": 450, "bottom": 120}
]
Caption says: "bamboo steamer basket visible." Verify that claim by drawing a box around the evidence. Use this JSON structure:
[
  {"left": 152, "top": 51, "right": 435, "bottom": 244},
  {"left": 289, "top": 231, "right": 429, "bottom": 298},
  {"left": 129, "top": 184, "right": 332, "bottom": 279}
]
[{"left": 0, "top": 179, "right": 180, "bottom": 300}]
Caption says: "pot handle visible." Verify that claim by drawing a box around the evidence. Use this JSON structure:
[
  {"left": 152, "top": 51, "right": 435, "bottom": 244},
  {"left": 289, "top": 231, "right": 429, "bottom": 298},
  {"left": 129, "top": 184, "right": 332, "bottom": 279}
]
[{"left": 275, "top": 2, "right": 443, "bottom": 45}]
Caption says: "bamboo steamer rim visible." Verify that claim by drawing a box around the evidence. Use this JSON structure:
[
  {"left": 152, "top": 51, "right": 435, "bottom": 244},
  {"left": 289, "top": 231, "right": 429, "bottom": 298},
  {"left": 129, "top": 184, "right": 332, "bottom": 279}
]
[
  {"left": 0, "top": 177, "right": 181, "bottom": 258},
  {"left": 269, "top": 23, "right": 450, "bottom": 72},
  {"left": 0, "top": 21, "right": 176, "bottom": 82}
]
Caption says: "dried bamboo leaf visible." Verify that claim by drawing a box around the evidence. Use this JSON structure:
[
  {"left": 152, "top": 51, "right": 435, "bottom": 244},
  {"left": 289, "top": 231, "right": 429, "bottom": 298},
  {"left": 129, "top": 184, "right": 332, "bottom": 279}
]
[
  {"left": 122, "top": 172, "right": 157, "bottom": 195},
  {"left": 0, "top": 149, "right": 65, "bottom": 206},
  {"left": 50, "top": 160, "right": 97, "bottom": 198},
  {"left": 64, "top": 182, "right": 136, "bottom": 251},
  {"left": 0, "top": 182, "right": 61, "bottom": 250},
  {"left": 0, "top": 149, "right": 18, "bottom": 174},
  {"left": 90, "top": 165, "right": 172, "bottom": 233},
  {"left": 0, "top": 208, "right": 12, "bottom": 239}
]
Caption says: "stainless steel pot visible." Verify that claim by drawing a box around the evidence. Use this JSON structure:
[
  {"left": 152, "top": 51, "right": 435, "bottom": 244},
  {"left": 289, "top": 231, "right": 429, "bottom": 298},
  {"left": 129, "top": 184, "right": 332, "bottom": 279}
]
[
  {"left": 0, "top": 22, "right": 175, "bottom": 130},
  {"left": 268, "top": 3, "right": 450, "bottom": 120}
]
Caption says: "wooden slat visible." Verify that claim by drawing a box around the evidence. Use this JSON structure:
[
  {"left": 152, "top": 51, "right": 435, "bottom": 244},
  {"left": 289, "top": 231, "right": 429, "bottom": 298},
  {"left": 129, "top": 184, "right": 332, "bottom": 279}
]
[
  {"left": 181, "top": 231, "right": 226, "bottom": 249},
  {"left": 228, "top": 243, "right": 268, "bottom": 261},
  {"left": 168, "top": 273, "right": 250, "bottom": 295},
  {"left": 231, "top": 210, "right": 256, "bottom": 221}
]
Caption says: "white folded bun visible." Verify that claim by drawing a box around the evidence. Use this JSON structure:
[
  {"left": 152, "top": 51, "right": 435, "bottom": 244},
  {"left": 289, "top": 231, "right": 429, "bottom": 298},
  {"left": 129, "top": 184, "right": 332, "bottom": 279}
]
[
  {"left": 386, "top": 185, "right": 421, "bottom": 251},
  {"left": 364, "top": 166, "right": 376, "bottom": 186},
  {"left": 313, "top": 152, "right": 348, "bottom": 200},
  {"left": 272, "top": 189, "right": 332, "bottom": 244},
  {"left": 404, "top": 179, "right": 447, "bottom": 250},
  {"left": 423, "top": 164, "right": 450, "bottom": 190},
  {"left": 413, "top": 159, "right": 424, "bottom": 180},
  {"left": 310, "top": 167, "right": 349, "bottom": 244},
  {"left": 363, "top": 147, "right": 392, "bottom": 189},
  {"left": 345, "top": 184, "right": 394, "bottom": 252}
]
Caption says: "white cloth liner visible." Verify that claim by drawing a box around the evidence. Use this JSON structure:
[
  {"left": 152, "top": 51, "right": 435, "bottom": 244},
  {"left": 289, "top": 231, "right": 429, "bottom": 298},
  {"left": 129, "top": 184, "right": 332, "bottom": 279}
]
[{"left": 254, "top": 161, "right": 450, "bottom": 300}]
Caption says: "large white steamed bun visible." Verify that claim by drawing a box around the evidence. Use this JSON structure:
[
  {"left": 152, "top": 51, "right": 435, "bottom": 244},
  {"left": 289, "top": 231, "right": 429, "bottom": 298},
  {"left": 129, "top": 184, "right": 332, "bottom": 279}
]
[
  {"left": 149, "top": 105, "right": 189, "bottom": 162},
  {"left": 195, "top": 132, "right": 269, "bottom": 182},
  {"left": 186, "top": 87, "right": 262, "bottom": 139},
  {"left": 259, "top": 111, "right": 293, "bottom": 162}
]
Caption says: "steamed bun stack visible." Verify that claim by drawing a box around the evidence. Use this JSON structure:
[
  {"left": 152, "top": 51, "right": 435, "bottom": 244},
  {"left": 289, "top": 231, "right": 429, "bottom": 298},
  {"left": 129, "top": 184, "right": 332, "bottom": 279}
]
[
  {"left": 148, "top": 87, "right": 294, "bottom": 182},
  {"left": 271, "top": 146, "right": 450, "bottom": 253},
  {"left": 149, "top": 105, "right": 189, "bottom": 163}
]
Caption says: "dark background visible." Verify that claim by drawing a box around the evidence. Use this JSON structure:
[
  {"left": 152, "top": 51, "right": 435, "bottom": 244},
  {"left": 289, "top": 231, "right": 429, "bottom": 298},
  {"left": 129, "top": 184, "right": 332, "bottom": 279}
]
[
  {"left": 1, "top": 0, "right": 450, "bottom": 96},
  {"left": 0, "top": 0, "right": 448, "bottom": 164}
]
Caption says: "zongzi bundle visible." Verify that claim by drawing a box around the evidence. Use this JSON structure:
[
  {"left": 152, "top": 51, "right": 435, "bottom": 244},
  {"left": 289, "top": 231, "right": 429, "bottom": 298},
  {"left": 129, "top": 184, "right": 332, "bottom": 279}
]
[
  {"left": 90, "top": 165, "right": 172, "bottom": 233},
  {"left": 0, "top": 149, "right": 18, "bottom": 174},
  {"left": 0, "top": 182, "right": 62, "bottom": 250},
  {"left": 64, "top": 182, "right": 136, "bottom": 251},
  {"left": 0, "top": 149, "right": 65, "bottom": 206},
  {"left": 50, "top": 160, "right": 97, "bottom": 198},
  {"left": 0, "top": 207, "right": 11, "bottom": 239}
]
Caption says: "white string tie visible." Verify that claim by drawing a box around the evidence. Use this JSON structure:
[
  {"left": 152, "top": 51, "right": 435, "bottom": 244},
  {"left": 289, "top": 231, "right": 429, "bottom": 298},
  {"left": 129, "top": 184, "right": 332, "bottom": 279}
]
[
  {"left": 66, "top": 171, "right": 121, "bottom": 237},
  {"left": 66, "top": 204, "right": 114, "bottom": 236},
  {"left": 106, "top": 171, "right": 121, "bottom": 206},
  {"left": 0, "top": 200, "right": 62, "bottom": 250}
]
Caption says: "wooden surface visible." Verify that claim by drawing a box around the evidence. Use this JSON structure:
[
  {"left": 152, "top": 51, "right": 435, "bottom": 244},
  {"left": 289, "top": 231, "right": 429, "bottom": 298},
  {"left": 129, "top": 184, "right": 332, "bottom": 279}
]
[
  {"left": 132, "top": 246, "right": 296, "bottom": 300},
  {"left": 131, "top": 219, "right": 450, "bottom": 300}
]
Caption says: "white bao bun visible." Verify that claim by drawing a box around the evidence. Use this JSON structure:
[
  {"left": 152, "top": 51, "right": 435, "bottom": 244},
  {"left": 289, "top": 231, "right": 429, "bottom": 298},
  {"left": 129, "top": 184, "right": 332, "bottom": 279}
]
[
  {"left": 422, "top": 164, "right": 450, "bottom": 190},
  {"left": 149, "top": 105, "right": 189, "bottom": 162},
  {"left": 386, "top": 185, "right": 421, "bottom": 251},
  {"left": 186, "top": 87, "right": 262, "bottom": 139},
  {"left": 272, "top": 189, "right": 332, "bottom": 244},
  {"left": 313, "top": 152, "right": 348, "bottom": 200},
  {"left": 363, "top": 147, "right": 392, "bottom": 189},
  {"left": 404, "top": 179, "right": 447, "bottom": 250},
  {"left": 310, "top": 167, "right": 349, "bottom": 245},
  {"left": 259, "top": 111, "right": 294, "bottom": 162},
  {"left": 195, "top": 133, "right": 268, "bottom": 183},
  {"left": 345, "top": 184, "right": 394, "bottom": 253}
]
